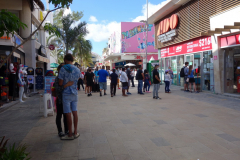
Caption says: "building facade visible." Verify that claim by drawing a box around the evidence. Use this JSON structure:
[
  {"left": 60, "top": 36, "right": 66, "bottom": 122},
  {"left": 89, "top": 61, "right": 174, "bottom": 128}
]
[
  {"left": 104, "top": 22, "right": 158, "bottom": 70},
  {"left": 149, "top": 0, "right": 240, "bottom": 95}
]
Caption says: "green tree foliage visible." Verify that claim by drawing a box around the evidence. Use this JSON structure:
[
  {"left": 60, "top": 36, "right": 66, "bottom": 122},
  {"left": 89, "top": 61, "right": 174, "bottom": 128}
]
[
  {"left": 49, "top": 0, "right": 73, "bottom": 8},
  {"left": 0, "top": 0, "right": 74, "bottom": 68},
  {"left": 73, "top": 35, "right": 93, "bottom": 67},
  {"left": 53, "top": 9, "right": 83, "bottom": 29},
  {"left": 0, "top": 10, "right": 27, "bottom": 37}
]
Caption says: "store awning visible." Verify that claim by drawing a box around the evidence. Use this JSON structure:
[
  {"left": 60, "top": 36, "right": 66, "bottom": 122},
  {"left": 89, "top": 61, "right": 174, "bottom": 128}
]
[
  {"left": 200, "top": 22, "right": 240, "bottom": 36},
  {"left": 104, "top": 54, "right": 121, "bottom": 61},
  {"left": 37, "top": 55, "right": 50, "bottom": 63}
]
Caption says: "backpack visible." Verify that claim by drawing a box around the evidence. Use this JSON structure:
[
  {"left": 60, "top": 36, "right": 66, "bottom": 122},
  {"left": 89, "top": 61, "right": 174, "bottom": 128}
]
[{"left": 180, "top": 67, "right": 186, "bottom": 77}]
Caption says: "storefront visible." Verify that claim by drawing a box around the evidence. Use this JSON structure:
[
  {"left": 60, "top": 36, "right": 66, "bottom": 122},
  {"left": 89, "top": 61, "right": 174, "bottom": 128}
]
[
  {"left": 149, "top": 0, "right": 240, "bottom": 92},
  {"left": 218, "top": 33, "right": 240, "bottom": 95},
  {"left": 159, "top": 37, "right": 213, "bottom": 91},
  {"left": 0, "top": 34, "right": 26, "bottom": 104}
]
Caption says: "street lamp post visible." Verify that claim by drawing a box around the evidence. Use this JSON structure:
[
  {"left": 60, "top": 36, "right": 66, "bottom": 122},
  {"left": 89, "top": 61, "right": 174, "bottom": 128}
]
[{"left": 145, "top": 0, "right": 148, "bottom": 69}]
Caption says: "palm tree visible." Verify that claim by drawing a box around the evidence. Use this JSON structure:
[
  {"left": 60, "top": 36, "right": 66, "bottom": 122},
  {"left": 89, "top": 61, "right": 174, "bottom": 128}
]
[
  {"left": 73, "top": 35, "right": 93, "bottom": 69},
  {"left": 61, "top": 14, "right": 88, "bottom": 55}
]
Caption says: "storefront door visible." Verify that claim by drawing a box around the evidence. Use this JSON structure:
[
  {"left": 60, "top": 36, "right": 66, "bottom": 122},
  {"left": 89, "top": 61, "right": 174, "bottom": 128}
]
[
  {"left": 224, "top": 48, "right": 240, "bottom": 94},
  {"left": 171, "top": 57, "right": 177, "bottom": 85},
  {"left": 177, "top": 55, "right": 184, "bottom": 86},
  {"left": 202, "top": 51, "right": 214, "bottom": 91}
]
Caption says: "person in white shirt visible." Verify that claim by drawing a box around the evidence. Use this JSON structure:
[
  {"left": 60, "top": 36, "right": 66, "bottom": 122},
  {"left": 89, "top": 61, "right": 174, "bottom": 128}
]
[
  {"left": 164, "top": 71, "right": 171, "bottom": 93},
  {"left": 115, "top": 67, "right": 120, "bottom": 89},
  {"left": 120, "top": 68, "right": 128, "bottom": 97}
]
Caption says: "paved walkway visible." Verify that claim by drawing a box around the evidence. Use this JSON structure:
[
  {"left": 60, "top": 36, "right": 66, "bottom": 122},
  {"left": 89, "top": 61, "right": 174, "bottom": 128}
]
[{"left": 1, "top": 83, "right": 240, "bottom": 160}]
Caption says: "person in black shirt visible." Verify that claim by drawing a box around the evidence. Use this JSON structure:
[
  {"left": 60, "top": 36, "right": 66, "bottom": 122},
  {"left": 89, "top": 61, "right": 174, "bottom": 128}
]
[
  {"left": 136, "top": 66, "right": 144, "bottom": 94},
  {"left": 85, "top": 67, "right": 95, "bottom": 97},
  {"left": 109, "top": 69, "right": 118, "bottom": 97},
  {"left": 152, "top": 64, "right": 161, "bottom": 99},
  {"left": 126, "top": 66, "right": 132, "bottom": 95}
]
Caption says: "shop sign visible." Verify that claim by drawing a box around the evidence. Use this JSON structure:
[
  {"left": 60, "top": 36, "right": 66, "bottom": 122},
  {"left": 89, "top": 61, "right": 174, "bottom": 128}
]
[
  {"left": 13, "top": 52, "right": 20, "bottom": 58},
  {"left": 158, "top": 29, "right": 177, "bottom": 43},
  {"left": 157, "top": 14, "right": 178, "bottom": 36},
  {"left": 49, "top": 45, "right": 55, "bottom": 50},
  {"left": 38, "top": 55, "right": 50, "bottom": 63},
  {"left": 221, "top": 34, "right": 240, "bottom": 47},
  {"left": 134, "top": 55, "right": 143, "bottom": 60},
  {"left": 0, "top": 36, "right": 11, "bottom": 40},
  {"left": 161, "top": 37, "right": 212, "bottom": 58}
]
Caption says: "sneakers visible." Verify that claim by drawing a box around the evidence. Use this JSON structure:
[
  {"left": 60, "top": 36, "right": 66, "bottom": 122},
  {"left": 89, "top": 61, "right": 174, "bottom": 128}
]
[
  {"left": 87, "top": 94, "right": 91, "bottom": 97},
  {"left": 153, "top": 96, "right": 156, "bottom": 99},
  {"left": 104, "top": 93, "right": 107, "bottom": 95},
  {"left": 127, "top": 92, "right": 131, "bottom": 95},
  {"left": 155, "top": 97, "right": 161, "bottom": 99},
  {"left": 100, "top": 92, "right": 102, "bottom": 97},
  {"left": 61, "top": 135, "right": 74, "bottom": 140},
  {"left": 58, "top": 132, "right": 65, "bottom": 137},
  {"left": 146, "top": 91, "right": 151, "bottom": 93},
  {"left": 139, "top": 93, "right": 144, "bottom": 95}
]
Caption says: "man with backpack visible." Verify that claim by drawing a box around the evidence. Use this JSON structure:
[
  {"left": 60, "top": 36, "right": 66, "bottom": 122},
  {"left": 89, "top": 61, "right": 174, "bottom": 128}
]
[{"left": 180, "top": 62, "right": 189, "bottom": 92}]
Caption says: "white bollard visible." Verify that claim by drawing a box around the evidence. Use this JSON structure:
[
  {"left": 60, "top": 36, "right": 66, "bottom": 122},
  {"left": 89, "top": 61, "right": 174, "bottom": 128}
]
[{"left": 43, "top": 93, "right": 54, "bottom": 117}]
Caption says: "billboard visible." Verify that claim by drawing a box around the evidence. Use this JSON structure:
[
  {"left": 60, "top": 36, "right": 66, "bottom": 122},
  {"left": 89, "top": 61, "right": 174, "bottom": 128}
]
[{"left": 121, "top": 22, "right": 158, "bottom": 53}]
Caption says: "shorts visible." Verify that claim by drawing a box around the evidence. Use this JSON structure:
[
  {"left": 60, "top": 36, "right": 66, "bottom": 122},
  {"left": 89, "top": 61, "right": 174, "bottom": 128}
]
[
  {"left": 99, "top": 82, "right": 107, "bottom": 90},
  {"left": 62, "top": 93, "right": 78, "bottom": 113},
  {"left": 122, "top": 82, "right": 128, "bottom": 89},
  {"left": 184, "top": 76, "right": 189, "bottom": 84},
  {"left": 87, "top": 81, "right": 94, "bottom": 87},
  {"left": 189, "top": 78, "right": 195, "bottom": 83}
]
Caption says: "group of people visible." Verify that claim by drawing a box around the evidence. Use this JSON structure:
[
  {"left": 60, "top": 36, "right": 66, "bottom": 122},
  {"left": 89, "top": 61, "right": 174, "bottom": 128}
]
[
  {"left": 182, "top": 62, "right": 199, "bottom": 93},
  {"left": 53, "top": 55, "right": 200, "bottom": 140}
]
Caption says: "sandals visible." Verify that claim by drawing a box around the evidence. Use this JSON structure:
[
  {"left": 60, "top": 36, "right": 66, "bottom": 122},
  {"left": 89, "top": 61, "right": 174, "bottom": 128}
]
[
  {"left": 61, "top": 135, "right": 74, "bottom": 140},
  {"left": 74, "top": 133, "right": 80, "bottom": 139}
]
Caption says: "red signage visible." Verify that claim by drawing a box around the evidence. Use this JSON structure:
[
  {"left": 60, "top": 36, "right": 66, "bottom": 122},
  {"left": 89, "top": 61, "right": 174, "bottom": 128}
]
[
  {"left": 161, "top": 37, "right": 212, "bottom": 58},
  {"left": 49, "top": 44, "right": 55, "bottom": 50},
  {"left": 157, "top": 14, "right": 178, "bottom": 36},
  {"left": 221, "top": 34, "right": 240, "bottom": 47}
]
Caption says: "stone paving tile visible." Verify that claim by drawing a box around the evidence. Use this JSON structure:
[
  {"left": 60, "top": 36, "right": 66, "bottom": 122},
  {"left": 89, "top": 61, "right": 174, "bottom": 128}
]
[
  {"left": 216, "top": 133, "right": 240, "bottom": 142},
  {"left": 45, "top": 142, "right": 63, "bottom": 153},
  {"left": 132, "top": 111, "right": 142, "bottom": 115},
  {"left": 150, "top": 137, "right": 170, "bottom": 147},
  {"left": 93, "top": 136, "right": 108, "bottom": 144},
  {"left": 79, "top": 110, "right": 88, "bottom": 113},
  {"left": 194, "top": 113, "right": 208, "bottom": 117},
  {"left": 120, "top": 119, "right": 133, "bottom": 124},
  {"left": 153, "top": 119, "right": 167, "bottom": 125},
  {"left": 79, "top": 148, "right": 95, "bottom": 159}
]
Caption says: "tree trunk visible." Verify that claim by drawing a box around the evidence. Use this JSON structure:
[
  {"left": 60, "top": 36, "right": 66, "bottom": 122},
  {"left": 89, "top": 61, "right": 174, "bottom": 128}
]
[{"left": 65, "top": 43, "right": 68, "bottom": 55}]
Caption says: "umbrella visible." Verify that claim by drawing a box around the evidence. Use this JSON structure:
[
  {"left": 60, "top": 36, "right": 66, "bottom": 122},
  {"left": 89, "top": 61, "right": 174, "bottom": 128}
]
[
  {"left": 50, "top": 63, "right": 59, "bottom": 68},
  {"left": 124, "top": 63, "right": 136, "bottom": 66}
]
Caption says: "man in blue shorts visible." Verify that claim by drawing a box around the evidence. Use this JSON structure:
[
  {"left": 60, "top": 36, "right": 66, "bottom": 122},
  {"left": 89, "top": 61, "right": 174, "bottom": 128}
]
[
  {"left": 58, "top": 54, "right": 80, "bottom": 140},
  {"left": 97, "top": 65, "right": 109, "bottom": 96}
]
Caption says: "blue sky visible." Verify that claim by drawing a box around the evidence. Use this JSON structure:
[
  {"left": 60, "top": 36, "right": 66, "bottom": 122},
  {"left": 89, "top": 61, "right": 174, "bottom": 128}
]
[{"left": 43, "top": 0, "right": 169, "bottom": 55}]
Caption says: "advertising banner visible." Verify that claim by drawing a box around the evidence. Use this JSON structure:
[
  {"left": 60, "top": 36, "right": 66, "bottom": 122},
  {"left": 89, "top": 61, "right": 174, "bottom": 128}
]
[
  {"left": 161, "top": 37, "right": 212, "bottom": 58},
  {"left": 121, "top": 22, "right": 158, "bottom": 53},
  {"left": 44, "top": 76, "right": 56, "bottom": 94}
]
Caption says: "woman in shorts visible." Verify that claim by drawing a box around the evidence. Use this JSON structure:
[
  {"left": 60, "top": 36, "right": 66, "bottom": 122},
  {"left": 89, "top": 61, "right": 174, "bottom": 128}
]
[{"left": 188, "top": 65, "right": 199, "bottom": 93}]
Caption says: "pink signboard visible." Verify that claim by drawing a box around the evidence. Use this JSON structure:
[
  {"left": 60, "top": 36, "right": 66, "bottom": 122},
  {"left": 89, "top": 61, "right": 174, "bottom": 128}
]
[
  {"left": 161, "top": 37, "right": 212, "bottom": 58},
  {"left": 121, "top": 22, "right": 158, "bottom": 53}
]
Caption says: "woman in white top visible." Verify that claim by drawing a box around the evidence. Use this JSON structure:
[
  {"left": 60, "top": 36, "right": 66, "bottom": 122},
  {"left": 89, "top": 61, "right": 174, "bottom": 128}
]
[
  {"left": 164, "top": 70, "right": 171, "bottom": 93},
  {"left": 120, "top": 68, "right": 128, "bottom": 97}
]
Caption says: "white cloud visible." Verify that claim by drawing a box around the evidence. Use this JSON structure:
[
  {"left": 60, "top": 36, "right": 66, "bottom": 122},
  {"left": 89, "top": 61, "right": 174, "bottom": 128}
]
[
  {"left": 132, "top": 0, "right": 170, "bottom": 22},
  {"left": 85, "top": 21, "right": 121, "bottom": 42},
  {"left": 89, "top": 16, "right": 98, "bottom": 22}
]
